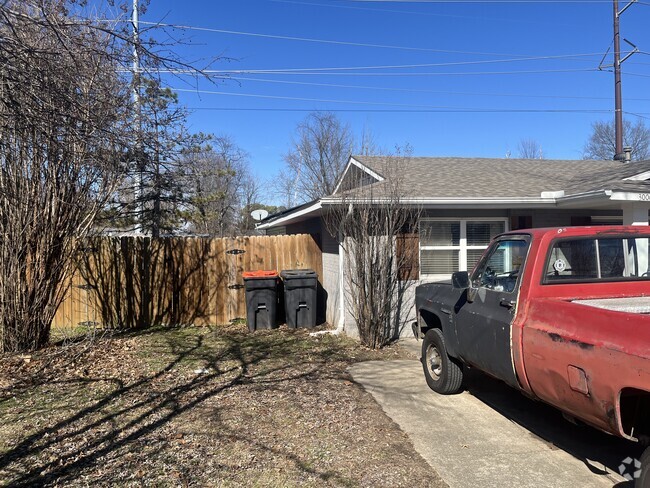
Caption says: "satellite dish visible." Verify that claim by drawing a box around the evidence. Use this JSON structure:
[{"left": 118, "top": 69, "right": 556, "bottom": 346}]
[{"left": 250, "top": 209, "right": 269, "bottom": 222}]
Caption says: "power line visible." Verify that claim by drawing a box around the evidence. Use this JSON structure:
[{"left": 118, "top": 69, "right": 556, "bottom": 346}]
[
  {"left": 226, "top": 75, "right": 650, "bottom": 101},
  {"left": 173, "top": 87, "right": 452, "bottom": 107},
  {"left": 136, "top": 20, "right": 606, "bottom": 59},
  {"left": 157, "top": 67, "right": 602, "bottom": 76},
  {"left": 349, "top": 0, "right": 611, "bottom": 3},
  {"left": 184, "top": 107, "right": 620, "bottom": 113},
  {"left": 626, "top": 111, "right": 650, "bottom": 120},
  {"left": 136, "top": 20, "right": 519, "bottom": 55},
  {"left": 267, "top": 0, "right": 577, "bottom": 25},
  {"left": 170, "top": 87, "right": 620, "bottom": 110},
  {"left": 626, "top": 71, "right": 650, "bottom": 78},
  {"left": 148, "top": 53, "right": 605, "bottom": 74},
  {"left": 158, "top": 103, "right": 650, "bottom": 118}
]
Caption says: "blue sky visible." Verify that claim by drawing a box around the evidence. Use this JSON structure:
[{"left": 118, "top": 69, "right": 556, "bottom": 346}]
[{"left": 130, "top": 0, "right": 649, "bottom": 189}]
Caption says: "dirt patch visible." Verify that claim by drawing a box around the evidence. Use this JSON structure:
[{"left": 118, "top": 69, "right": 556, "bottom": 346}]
[{"left": 0, "top": 325, "right": 446, "bottom": 487}]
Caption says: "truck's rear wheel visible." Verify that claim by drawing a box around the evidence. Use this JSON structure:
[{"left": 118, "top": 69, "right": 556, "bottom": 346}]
[
  {"left": 637, "top": 446, "right": 650, "bottom": 488},
  {"left": 421, "top": 328, "right": 464, "bottom": 394}
]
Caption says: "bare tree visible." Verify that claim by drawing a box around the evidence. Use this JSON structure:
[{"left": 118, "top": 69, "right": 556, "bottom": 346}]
[
  {"left": 238, "top": 174, "right": 263, "bottom": 234},
  {"left": 583, "top": 119, "right": 650, "bottom": 161},
  {"left": 282, "top": 112, "right": 354, "bottom": 203},
  {"left": 517, "top": 139, "right": 544, "bottom": 159},
  {"left": 0, "top": 1, "right": 131, "bottom": 352},
  {"left": 359, "top": 126, "right": 381, "bottom": 156},
  {"left": 324, "top": 150, "right": 420, "bottom": 349},
  {"left": 182, "top": 136, "right": 251, "bottom": 237},
  {"left": 272, "top": 167, "right": 300, "bottom": 209}
]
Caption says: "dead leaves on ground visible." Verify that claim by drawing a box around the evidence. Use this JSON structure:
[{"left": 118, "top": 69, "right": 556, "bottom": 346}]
[{"left": 0, "top": 326, "right": 444, "bottom": 487}]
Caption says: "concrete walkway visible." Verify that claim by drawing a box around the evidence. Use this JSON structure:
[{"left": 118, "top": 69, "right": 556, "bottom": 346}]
[{"left": 350, "top": 341, "right": 632, "bottom": 488}]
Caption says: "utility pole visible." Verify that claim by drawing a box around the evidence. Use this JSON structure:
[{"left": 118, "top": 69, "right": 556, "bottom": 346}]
[
  {"left": 613, "top": 0, "right": 623, "bottom": 160},
  {"left": 612, "top": 0, "right": 638, "bottom": 161},
  {"left": 132, "top": 0, "right": 139, "bottom": 112},
  {"left": 132, "top": 0, "right": 151, "bottom": 327},
  {"left": 132, "top": 0, "right": 145, "bottom": 233}
]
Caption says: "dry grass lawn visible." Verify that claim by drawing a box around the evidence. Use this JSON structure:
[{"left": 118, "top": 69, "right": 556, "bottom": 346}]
[{"left": 0, "top": 325, "right": 446, "bottom": 487}]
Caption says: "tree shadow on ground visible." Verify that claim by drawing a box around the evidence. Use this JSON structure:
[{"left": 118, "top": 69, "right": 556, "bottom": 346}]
[{"left": 0, "top": 328, "right": 358, "bottom": 487}]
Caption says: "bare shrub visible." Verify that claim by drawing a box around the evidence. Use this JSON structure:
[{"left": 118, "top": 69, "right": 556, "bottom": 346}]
[
  {"left": 0, "top": 1, "right": 134, "bottom": 352},
  {"left": 324, "top": 151, "right": 420, "bottom": 349},
  {"left": 0, "top": 0, "right": 227, "bottom": 351}
]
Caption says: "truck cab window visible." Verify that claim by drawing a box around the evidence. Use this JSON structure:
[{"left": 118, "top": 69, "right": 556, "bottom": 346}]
[
  {"left": 546, "top": 240, "right": 598, "bottom": 280},
  {"left": 472, "top": 239, "right": 530, "bottom": 293},
  {"left": 545, "top": 237, "right": 650, "bottom": 283}
]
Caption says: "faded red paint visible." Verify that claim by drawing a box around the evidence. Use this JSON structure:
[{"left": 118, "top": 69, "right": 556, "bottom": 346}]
[
  {"left": 508, "top": 226, "right": 650, "bottom": 439},
  {"left": 567, "top": 365, "right": 589, "bottom": 395}
]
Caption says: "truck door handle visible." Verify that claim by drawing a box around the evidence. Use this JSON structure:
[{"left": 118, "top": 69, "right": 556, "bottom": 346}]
[{"left": 500, "top": 298, "right": 516, "bottom": 309}]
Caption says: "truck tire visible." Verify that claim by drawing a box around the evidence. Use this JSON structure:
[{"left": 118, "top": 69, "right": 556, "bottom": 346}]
[
  {"left": 421, "top": 328, "right": 464, "bottom": 394},
  {"left": 637, "top": 446, "right": 650, "bottom": 488}
]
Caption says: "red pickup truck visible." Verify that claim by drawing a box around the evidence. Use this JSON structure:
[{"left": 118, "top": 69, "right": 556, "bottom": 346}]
[{"left": 414, "top": 226, "right": 650, "bottom": 485}]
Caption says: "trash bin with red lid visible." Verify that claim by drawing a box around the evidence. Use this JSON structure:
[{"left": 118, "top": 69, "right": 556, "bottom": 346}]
[{"left": 242, "top": 270, "right": 279, "bottom": 331}]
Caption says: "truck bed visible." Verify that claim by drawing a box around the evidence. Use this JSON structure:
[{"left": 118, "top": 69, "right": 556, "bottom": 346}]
[{"left": 572, "top": 296, "right": 650, "bottom": 314}]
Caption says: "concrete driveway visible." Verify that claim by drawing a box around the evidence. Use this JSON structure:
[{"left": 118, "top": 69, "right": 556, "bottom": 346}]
[{"left": 349, "top": 342, "right": 640, "bottom": 488}]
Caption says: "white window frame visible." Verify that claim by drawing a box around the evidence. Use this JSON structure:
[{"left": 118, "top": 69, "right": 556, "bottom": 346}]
[{"left": 419, "top": 218, "right": 509, "bottom": 280}]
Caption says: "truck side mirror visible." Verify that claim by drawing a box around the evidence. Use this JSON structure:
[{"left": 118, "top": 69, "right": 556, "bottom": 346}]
[
  {"left": 452, "top": 271, "right": 470, "bottom": 289},
  {"left": 452, "top": 271, "right": 477, "bottom": 302}
]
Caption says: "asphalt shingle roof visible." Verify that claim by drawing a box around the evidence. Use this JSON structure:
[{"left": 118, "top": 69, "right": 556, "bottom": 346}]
[{"left": 347, "top": 156, "right": 650, "bottom": 199}]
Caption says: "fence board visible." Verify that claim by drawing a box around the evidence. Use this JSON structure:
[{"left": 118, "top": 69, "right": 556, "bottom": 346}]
[
  {"left": 215, "top": 238, "right": 228, "bottom": 325},
  {"left": 52, "top": 234, "right": 321, "bottom": 329}
]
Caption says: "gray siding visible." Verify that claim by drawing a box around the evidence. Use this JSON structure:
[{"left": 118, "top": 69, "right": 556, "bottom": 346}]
[
  {"left": 341, "top": 236, "right": 357, "bottom": 338},
  {"left": 266, "top": 226, "right": 286, "bottom": 236},
  {"left": 321, "top": 229, "right": 341, "bottom": 328},
  {"left": 396, "top": 284, "right": 418, "bottom": 337},
  {"left": 285, "top": 218, "right": 322, "bottom": 236}
]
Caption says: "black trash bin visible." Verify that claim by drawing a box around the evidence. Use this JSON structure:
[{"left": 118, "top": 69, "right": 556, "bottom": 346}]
[
  {"left": 280, "top": 269, "right": 318, "bottom": 328},
  {"left": 243, "top": 270, "right": 279, "bottom": 331}
]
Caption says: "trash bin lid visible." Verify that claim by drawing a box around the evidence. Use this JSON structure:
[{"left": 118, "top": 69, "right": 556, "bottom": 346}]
[
  {"left": 280, "top": 269, "right": 317, "bottom": 279},
  {"left": 242, "top": 270, "right": 278, "bottom": 279}
]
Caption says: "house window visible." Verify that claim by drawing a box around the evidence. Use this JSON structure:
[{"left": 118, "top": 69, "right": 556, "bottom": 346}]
[{"left": 419, "top": 219, "right": 507, "bottom": 278}]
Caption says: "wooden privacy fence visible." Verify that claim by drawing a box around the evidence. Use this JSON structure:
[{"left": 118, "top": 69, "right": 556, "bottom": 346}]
[{"left": 52, "top": 234, "right": 322, "bottom": 329}]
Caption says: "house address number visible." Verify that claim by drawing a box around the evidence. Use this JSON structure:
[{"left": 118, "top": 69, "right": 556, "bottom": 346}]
[{"left": 640, "top": 194, "right": 650, "bottom": 201}]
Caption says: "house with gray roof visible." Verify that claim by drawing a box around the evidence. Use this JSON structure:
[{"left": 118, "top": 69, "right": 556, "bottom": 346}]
[{"left": 258, "top": 155, "right": 650, "bottom": 337}]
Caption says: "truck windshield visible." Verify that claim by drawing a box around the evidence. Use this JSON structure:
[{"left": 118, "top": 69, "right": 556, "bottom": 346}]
[
  {"left": 544, "top": 236, "right": 650, "bottom": 283},
  {"left": 472, "top": 239, "right": 530, "bottom": 293}
]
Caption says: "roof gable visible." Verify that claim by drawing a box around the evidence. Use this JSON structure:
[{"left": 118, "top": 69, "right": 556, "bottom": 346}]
[{"left": 332, "top": 156, "right": 384, "bottom": 194}]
